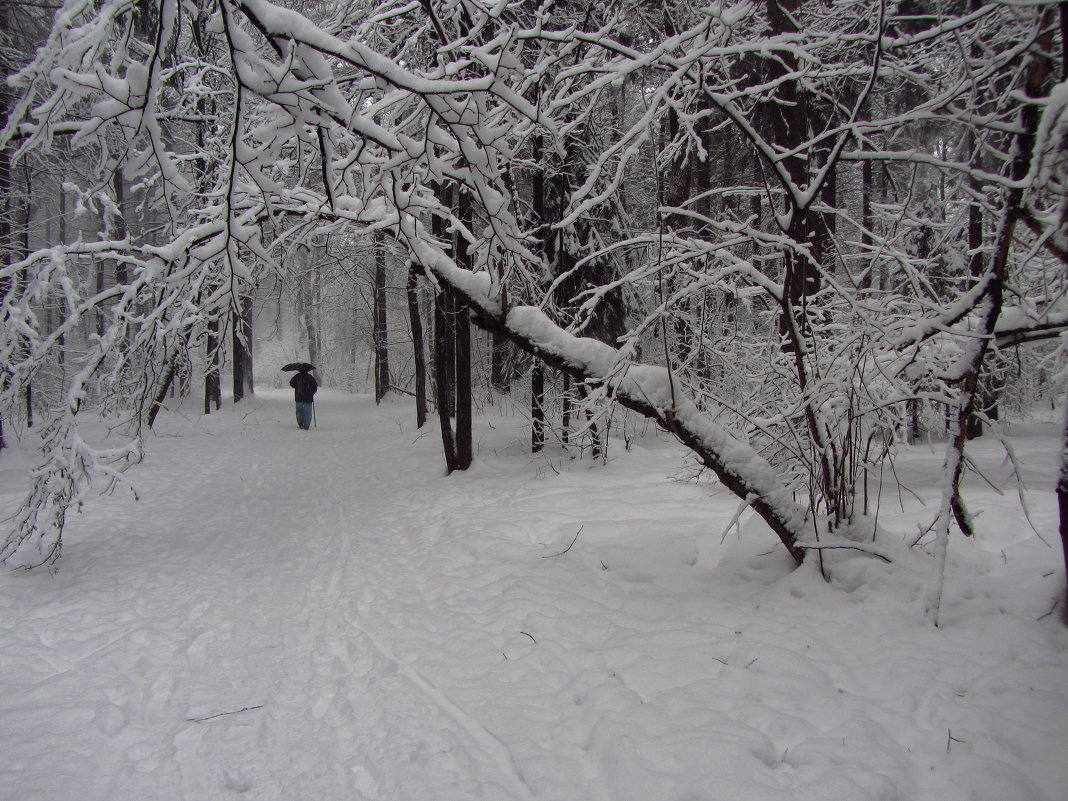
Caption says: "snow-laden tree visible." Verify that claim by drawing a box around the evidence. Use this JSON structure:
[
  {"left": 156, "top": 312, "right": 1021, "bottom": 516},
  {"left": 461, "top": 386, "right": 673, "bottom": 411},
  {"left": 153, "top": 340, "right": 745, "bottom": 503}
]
[{"left": 1, "top": 0, "right": 1065, "bottom": 618}]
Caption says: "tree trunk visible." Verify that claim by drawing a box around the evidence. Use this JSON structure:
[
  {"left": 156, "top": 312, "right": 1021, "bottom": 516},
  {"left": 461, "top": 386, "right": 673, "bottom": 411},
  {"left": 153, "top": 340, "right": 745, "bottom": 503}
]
[
  {"left": 431, "top": 183, "right": 458, "bottom": 470},
  {"left": 531, "top": 360, "right": 545, "bottom": 453},
  {"left": 373, "top": 233, "right": 390, "bottom": 403},
  {"left": 434, "top": 285, "right": 458, "bottom": 471},
  {"left": 231, "top": 292, "right": 253, "bottom": 403},
  {"left": 453, "top": 192, "right": 473, "bottom": 469},
  {"left": 113, "top": 167, "right": 127, "bottom": 286},
  {"left": 20, "top": 164, "right": 32, "bottom": 428},
  {"left": 304, "top": 262, "right": 320, "bottom": 371},
  {"left": 204, "top": 318, "right": 221, "bottom": 414},
  {"left": 561, "top": 373, "right": 571, "bottom": 447},
  {"left": 149, "top": 358, "right": 177, "bottom": 428},
  {"left": 1058, "top": 387, "right": 1068, "bottom": 624},
  {"left": 407, "top": 263, "right": 427, "bottom": 428}
]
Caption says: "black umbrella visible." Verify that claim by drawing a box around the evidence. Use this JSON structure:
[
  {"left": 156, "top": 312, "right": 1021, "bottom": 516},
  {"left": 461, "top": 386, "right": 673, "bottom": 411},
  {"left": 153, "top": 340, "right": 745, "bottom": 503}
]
[{"left": 280, "top": 362, "right": 315, "bottom": 372}]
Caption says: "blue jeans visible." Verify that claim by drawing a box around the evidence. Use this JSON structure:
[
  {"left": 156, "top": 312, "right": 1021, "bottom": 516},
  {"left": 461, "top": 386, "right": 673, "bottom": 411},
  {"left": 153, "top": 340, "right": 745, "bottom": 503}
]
[{"left": 295, "top": 402, "right": 314, "bottom": 429}]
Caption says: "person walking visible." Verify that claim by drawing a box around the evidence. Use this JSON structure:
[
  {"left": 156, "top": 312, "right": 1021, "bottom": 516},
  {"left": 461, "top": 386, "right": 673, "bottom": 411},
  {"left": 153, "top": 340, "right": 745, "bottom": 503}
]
[{"left": 286, "top": 364, "right": 318, "bottom": 430}]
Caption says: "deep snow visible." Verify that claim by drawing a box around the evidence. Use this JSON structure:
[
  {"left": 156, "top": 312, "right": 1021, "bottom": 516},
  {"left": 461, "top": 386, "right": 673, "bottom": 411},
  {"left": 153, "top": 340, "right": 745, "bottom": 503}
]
[{"left": 0, "top": 389, "right": 1065, "bottom": 801}]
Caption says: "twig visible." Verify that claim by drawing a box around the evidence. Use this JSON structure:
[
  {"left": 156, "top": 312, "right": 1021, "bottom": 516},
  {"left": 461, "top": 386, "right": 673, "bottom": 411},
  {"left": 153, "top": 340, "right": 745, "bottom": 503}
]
[
  {"left": 1037, "top": 598, "right": 1059, "bottom": 621},
  {"left": 543, "top": 525, "right": 582, "bottom": 558},
  {"left": 946, "top": 729, "right": 966, "bottom": 754},
  {"left": 186, "top": 705, "right": 264, "bottom": 723},
  {"left": 796, "top": 543, "right": 893, "bottom": 563}
]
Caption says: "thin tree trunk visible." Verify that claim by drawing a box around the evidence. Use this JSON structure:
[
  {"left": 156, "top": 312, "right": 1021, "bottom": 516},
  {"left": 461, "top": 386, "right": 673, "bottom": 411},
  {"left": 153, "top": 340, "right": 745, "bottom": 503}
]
[
  {"left": 562, "top": 373, "right": 571, "bottom": 447},
  {"left": 20, "top": 164, "right": 32, "bottom": 428},
  {"left": 374, "top": 233, "right": 389, "bottom": 403},
  {"left": 434, "top": 285, "right": 458, "bottom": 471},
  {"left": 432, "top": 183, "right": 457, "bottom": 470},
  {"left": 453, "top": 192, "right": 472, "bottom": 469},
  {"left": 149, "top": 358, "right": 177, "bottom": 428},
  {"left": 231, "top": 293, "right": 252, "bottom": 403},
  {"left": 305, "top": 264, "right": 320, "bottom": 370},
  {"left": 531, "top": 360, "right": 545, "bottom": 453},
  {"left": 407, "top": 263, "right": 427, "bottom": 428},
  {"left": 242, "top": 293, "right": 254, "bottom": 395},
  {"left": 1058, "top": 386, "right": 1068, "bottom": 624},
  {"left": 204, "top": 318, "right": 221, "bottom": 414}
]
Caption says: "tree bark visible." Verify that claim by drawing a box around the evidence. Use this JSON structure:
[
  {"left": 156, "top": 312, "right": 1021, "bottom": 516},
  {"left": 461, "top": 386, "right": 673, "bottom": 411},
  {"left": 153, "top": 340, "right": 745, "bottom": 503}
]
[
  {"left": 431, "top": 184, "right": 458, "bottom": 470},
  {"left": 373, "top": 233, "right": 390, "bottom": 404},
  {"left": 407, "top": 263, "right": 427, "bottom": 428},
  {"left": 434, "top": 285, "right": 458, "bottom": 471},
  {"left": 1059, "top": 387, "right": 1068, "bottom": 624},
  {"left": 204, "top": 318, "right": 221, "bottom": 414},
  {"left": 531, "top": 360, "right": 545, "bottom": 453},
  {"left": 453, "top": 192, "right": 472, "bottom": 469},
  {"left": 231, "top": 292, "right": 253, "bottom": 403},
  {"left": 149, "top": 358, "right": 177, "bottom": 428}
]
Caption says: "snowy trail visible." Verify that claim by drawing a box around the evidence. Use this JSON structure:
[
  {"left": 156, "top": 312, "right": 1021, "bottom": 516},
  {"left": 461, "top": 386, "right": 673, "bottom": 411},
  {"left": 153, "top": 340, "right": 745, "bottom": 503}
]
[
  {"left": 0, "top": 392, "right": 541, "bottom": 801},
  {"left": 1, "top": 390, "right": 1067, "bottom": 801},
  {"left": 153, "top": 392, "right": 543, "bottom": 801}
]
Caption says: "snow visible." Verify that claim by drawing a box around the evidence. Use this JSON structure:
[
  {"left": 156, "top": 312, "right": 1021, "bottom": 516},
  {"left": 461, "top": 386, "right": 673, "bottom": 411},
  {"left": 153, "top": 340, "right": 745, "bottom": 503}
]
[{"left": 1, "top": 390, "right": 1066, "bottom": 801}]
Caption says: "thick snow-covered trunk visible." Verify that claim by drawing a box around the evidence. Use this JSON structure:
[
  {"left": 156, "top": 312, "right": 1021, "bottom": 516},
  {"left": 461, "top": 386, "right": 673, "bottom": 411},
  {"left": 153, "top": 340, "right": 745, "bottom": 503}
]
[{"left": 403, "top": 218, "right": 809, "bottom": 561}]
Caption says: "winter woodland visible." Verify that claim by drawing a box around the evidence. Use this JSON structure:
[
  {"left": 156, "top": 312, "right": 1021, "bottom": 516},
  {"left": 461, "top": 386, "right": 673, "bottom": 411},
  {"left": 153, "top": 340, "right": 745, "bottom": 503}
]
[
  {"left": 1, "top": 1, "right": 1068, "bottom": 798},
  {"left": 1, "top": 2, "right": 1067, "bottom": 610}
]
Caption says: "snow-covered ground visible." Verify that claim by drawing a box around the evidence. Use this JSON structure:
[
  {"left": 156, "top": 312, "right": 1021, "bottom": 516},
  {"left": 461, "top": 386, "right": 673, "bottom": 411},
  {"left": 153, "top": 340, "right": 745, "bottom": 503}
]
[{"left": 0, "top": 389, "right": 1065, "bottom": 801}]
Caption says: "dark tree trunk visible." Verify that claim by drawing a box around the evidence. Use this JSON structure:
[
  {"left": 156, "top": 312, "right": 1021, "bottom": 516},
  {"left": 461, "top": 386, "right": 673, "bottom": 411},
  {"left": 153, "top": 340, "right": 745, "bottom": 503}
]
[
  {"left": 231, "top": 293, "right": 253, "bottom": 403},
  {"left": 432, "top": 184, "right": 458, "bottom": 470},
  {"left": 204, "top": 318, "right": 221, "bottom": 414},
  {"left": 113, "top": 168, "right": 127, "bottom": 286},
  {"left": 373, "top": 233, "right": 390, "bottom": 403},
  {"left": 579, "top": 384, "right": 602, "bottom": 459},
  {"left": 965, "top": 107, "right": 989, "bottom": 440},
  {"left": 407, "top": 263, "right": 427, "bottom": 428},
  {"left": 19, "top": 164, "right": 32, "bottom": 428},
  {"left": 242, "top": 293, "right": 254, "bottom": 394},
  {"left": 453, "top": 192, "right": 473, "bottom": 469},
  {"left": 530, "top": 136, "right": 549, "bottom": 453},
  {"left": 1059, "top": 389, "right": 1068, "bottom": 624},
  {"left": 149, "top": 358, "right": 177, "bottom": 428},
  {"left": 531, "top": 360, "right": 545, "bottom": 453},
  {"left": 434, "top": 285, "right": 458, "bottom": 471},
  {"left": 561, "top": 373, "right": 571, "bottom": 447}
]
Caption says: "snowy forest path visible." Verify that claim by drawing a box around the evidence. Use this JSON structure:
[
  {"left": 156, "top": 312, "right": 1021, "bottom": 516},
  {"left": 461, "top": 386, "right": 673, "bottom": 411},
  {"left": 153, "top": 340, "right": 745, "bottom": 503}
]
[{"left": 0, "top": 390, "right": 545, "bottom": 801}]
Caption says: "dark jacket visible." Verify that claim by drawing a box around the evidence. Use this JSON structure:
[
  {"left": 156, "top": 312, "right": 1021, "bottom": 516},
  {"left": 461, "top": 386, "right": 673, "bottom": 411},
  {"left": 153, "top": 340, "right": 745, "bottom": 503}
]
[{"left": 290, "top": 372, "right": 318, "bottom": 403}]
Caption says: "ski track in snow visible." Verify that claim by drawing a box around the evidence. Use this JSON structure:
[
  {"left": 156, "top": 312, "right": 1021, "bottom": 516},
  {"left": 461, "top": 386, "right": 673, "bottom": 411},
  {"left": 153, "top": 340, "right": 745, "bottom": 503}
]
[{"left": 1, "top": 390, "right": 1067, "bottom": 801}]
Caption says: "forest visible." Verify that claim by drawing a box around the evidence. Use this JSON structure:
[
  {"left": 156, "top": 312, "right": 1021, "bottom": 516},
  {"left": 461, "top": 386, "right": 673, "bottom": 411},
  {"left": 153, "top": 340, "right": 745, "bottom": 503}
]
[{"left": 0, "top": 0, "right": 1066, "bottom": 627}]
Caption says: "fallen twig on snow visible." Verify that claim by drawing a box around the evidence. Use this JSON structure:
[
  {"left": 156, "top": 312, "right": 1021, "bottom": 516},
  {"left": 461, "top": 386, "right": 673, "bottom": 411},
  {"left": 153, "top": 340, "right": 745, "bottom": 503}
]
[
  {"left": 543, "top": 526, "right": 582, "bottom": 558},
  {"left": 186, "top": 705, "right": 264, "bottom": 723},
  {"left": 796, "top": 543, "right": 893, "bottom": 563}
]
